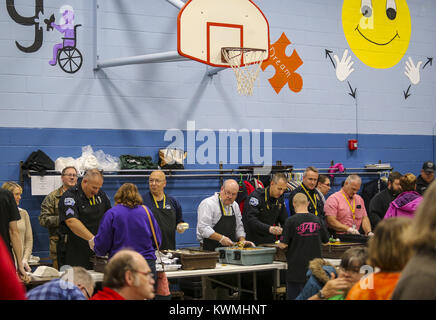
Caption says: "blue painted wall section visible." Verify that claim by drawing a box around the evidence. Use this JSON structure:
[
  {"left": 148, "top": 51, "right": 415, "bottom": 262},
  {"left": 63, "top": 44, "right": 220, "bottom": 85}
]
[{"left": 0, "top": 127, "right": 432, "bottom": 257}]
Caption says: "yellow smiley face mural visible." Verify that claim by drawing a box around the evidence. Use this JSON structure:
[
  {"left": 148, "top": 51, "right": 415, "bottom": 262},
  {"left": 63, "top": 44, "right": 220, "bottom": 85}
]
[{"left": 342, "top": 0, "right": 411, "bottom": 69}]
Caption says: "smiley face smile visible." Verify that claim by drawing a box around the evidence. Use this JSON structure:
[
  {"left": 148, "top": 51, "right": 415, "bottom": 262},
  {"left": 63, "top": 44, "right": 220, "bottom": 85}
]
[{"left": 355, "top": 25, "right": 399, "bottom": 46}]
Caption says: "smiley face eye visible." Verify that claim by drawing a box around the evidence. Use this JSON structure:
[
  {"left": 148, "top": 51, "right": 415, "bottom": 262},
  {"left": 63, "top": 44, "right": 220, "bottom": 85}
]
[
  {"left": 386, "top": 8, "right": 396, "bottom": 20},
  {"left": 386, "top": 0, "right": 397, "bottom": 20},
  {"left": 361, "top": 0, "right": 373, "bottom": 18}
]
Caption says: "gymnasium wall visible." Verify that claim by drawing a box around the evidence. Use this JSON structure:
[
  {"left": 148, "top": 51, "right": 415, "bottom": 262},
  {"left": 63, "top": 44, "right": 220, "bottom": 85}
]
[{"left": 0, "top": 0, "right": 435, "bottom": 257}]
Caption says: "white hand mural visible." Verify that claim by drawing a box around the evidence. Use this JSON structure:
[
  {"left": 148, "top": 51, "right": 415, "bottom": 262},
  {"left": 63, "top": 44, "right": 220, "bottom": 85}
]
[
  {"left": 404, "top": 57, "right": 423, "bottom": 85},
  {"left": 334, "top": 49, "right": 355, "bottom": 82}
]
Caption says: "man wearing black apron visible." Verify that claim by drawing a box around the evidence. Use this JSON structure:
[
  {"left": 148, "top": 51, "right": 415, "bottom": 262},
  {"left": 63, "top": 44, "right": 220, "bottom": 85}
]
[
  {"left": 242, "top": 172, "right": 289, "bottom": 300},
  {"left": 143, "top": 170, "right": 187, "bottom": 251},
  {"left": 197, "top": 179, "right": 253, "bottom": 299},
  {"left": 58, "top": 169, "right": 111, "bottom": 269}
]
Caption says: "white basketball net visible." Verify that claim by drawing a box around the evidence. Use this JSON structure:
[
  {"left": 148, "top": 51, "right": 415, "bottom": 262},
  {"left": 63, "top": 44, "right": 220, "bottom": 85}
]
[{"left": 221, "top": 47, "right": 266, "bottom": 96}]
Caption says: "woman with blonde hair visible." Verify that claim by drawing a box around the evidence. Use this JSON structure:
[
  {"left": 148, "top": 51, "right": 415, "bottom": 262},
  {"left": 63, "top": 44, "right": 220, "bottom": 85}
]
[
  {"left": 391, "top": 181, "right": 436, "bottom": 299},
  {"left": 93, "top": 183, "right": 161, "bottom": 279},
  {"left": 1, "top": 182, "right": 33, "bottom": 272},
  {"left": 346, "top": 217, "right": 413, "bottom": 300},
  {"left": 384, "top": 173, "right": 422, "bottom": 219}
]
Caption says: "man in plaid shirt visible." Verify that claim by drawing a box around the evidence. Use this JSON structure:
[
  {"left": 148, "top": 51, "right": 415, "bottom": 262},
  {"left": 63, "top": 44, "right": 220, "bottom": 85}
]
[{"left": 27, "top": 267, "right": 94, "bottom": 300}]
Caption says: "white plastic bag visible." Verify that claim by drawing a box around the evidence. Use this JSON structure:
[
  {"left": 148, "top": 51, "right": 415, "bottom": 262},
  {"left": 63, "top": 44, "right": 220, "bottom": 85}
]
[
  {"left": 55, "top": 157, "right": 77, "bottom": 173},
  {"left": 75, "top": 145, "right": 99, "bottom": 175},
  {"left": 94, "top": 149, "right": 120, "bottom": 171}
]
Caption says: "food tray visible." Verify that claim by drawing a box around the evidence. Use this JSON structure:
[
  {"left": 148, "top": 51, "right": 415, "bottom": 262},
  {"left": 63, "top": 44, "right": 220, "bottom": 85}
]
[
  {"left": 90, "top": 255, "right": 108, "bottom": 273},
  {"left": 168, "top": 249, "right": 219, "bottom": 270},
  {"left": 215, "top": 246, "right": 276, "bottom": 266},
  {"left": 259, "top": 243, "right": 287, "bottom": 262},
  {"left": 156, "top": 264, "right": 182, "bottom": 272},
  {"left": 337, "top": 234, "right": 369, "bottom": 244},
  {"left": 321, "top": 242, "right": 365, "bottom": 259}
]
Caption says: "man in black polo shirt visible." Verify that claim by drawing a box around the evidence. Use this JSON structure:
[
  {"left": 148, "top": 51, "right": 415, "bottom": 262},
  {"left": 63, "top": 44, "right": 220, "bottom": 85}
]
[
  {"left": 58, "top": 169, "right": 111, "bottom": 269},
  {"left": 242, "top": 172, "right": 288, "bottom": 245},
  {"left": 288, "top": 166, "right": 325, "bottom": 218},
  {"left": 0, "top": 188, "right": 26, "bottom": 278},
  {"left": 242, "top": 172, "right": 288, "bottom": 300}
]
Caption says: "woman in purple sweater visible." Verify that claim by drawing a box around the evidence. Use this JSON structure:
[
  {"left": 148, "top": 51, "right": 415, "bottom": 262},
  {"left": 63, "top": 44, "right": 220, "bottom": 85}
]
[
  {"left": 94, "top": 183, "right": 162, "bottom": 279},
  {"left": 385, "top": 173, "right": 423, "bottom": 219}
]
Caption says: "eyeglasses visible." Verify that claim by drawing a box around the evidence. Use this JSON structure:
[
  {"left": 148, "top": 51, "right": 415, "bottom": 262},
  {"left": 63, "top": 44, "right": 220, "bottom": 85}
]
[
  {"left": 133, "top": 270, "right": 154, "bottom": 279},
  {"left": 223, "top": 190, "right": 238, "bottom": 197},
  {"left": 80, "top": 286, "right": 91, "bottom": 299},
  {"left": 321, "top": 183, "right": 331, "bottom": 187}
]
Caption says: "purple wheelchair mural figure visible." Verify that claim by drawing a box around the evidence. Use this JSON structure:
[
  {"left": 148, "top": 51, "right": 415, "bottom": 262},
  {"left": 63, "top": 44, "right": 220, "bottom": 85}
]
[{"left": 47, "top": 5, "right": 83, "bottom": 73}]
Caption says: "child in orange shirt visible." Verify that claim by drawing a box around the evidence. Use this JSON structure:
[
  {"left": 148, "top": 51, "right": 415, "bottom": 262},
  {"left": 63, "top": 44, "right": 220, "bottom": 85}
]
[{"left": 346, "top": 217, "right": 413, "bottom": 300}]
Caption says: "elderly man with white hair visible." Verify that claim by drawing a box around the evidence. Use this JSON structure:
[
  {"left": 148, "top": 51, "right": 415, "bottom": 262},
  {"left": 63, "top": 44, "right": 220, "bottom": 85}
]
[{"left": 324, "top": 175, "right": 373, "bottom": 236}]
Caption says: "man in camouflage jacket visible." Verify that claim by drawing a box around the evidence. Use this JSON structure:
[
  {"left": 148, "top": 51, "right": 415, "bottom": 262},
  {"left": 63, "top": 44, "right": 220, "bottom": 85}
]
[{"left": 39, "top": 166, "right": 78, "bottom": 269}]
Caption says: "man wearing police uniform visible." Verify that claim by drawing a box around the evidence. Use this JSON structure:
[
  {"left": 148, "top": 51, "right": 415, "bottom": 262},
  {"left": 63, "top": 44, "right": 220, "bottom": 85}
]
[
  {"left": 288, "top": 166, "right": 325, "bottom": 217},
  {"left": 242, "top": 172, "right": 288, "bottom": 300},
  {"left": 58, "top": 169, "right": 111, "bottom": 269},
  {"left": 242, "top": 172, "right": 288, "bottom": 245}
]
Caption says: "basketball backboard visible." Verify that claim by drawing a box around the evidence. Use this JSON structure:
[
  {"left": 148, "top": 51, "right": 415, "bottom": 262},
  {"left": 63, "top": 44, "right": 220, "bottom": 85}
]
[{"left": 177, "top": 0, "right": 270, "bottom": 68}]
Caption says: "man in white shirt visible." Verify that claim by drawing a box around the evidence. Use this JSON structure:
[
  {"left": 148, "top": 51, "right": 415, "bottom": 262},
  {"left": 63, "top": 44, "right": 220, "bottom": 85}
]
[
  {"left": 196, "top": 179, "right": 254, "bottom": 299},
  {"left": 197, "top": 179, "right": 253, "bottom": 251}
]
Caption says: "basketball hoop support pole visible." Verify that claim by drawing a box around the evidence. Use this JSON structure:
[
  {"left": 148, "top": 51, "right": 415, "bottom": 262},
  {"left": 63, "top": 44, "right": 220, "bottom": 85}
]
[
  {"left": 166, "top": 0, "right": 185, "bottom": 9},
  {"left": 94, "top": 0, "right": 188, "bottom": 70},
  {"left": 207, "top": 67, "right": 227, "bottom": 77},
  {"left": 96, "top": 51, "right": 188, "bottom": 69}
]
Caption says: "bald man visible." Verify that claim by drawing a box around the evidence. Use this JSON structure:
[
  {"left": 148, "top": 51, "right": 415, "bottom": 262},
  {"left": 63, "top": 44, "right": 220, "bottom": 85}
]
[
  {"left": 197, "top": 179, "right": 252, "bottom": 251},
  {"left": 142, "top": 170, "right": 186, "bottom": 251},
  {"left": 197, "top": 180, "right": 253, "bottom": 299},
  {"left": 91, "top": 249, "right": 155, "bottom": 300}
]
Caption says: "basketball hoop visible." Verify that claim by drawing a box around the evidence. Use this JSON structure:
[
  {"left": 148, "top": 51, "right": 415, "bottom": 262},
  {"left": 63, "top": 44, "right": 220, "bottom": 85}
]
[{"left": 221, "top": 47, "right": 267, "bottom": 96}]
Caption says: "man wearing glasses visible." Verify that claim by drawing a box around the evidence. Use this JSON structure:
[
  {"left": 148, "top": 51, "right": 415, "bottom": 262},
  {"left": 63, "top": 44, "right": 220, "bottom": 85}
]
[
  {"left": 316, "top": 174, "right": 332, "bottom": 205},
  {"left": 142, "top": 170, "right": 187, "bottom": 251},
  {"left": 197, "top": 179, "right": 251, "bottom": 251},
  {"left": 39, "top": 166, "right": 78, "bottom": 269},
  {"left": 197, "top": 179, "right": 252, "bottom": 299},
  {"left": 91, "top": 249, "right": 155, "bottom": 300}
]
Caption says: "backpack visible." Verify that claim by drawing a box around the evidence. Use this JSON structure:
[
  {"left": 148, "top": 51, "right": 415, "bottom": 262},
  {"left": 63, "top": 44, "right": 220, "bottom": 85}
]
[
  {"left": 119, "top": 155, "right": 159, "bottom": 170},
  {"left": 22, "top": 150, "right": 55, "bottom": 175}
]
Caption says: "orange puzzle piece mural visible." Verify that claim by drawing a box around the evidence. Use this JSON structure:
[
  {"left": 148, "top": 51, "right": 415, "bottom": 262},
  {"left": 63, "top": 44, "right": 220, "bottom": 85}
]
[{"left": 261, "top": 33, "right": 303, "bottom": 94}]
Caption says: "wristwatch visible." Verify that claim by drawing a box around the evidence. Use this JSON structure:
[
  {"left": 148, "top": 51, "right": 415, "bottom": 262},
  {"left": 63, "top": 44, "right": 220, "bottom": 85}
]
[{"left": 317, "top": 290, "right": 326, "bottom": 300}]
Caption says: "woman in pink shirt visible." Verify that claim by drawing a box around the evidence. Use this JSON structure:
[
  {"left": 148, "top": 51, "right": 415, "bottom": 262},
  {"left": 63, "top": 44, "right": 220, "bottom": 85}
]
[{"left": 385, "top": 173, "right": 423, "bottom": 219}]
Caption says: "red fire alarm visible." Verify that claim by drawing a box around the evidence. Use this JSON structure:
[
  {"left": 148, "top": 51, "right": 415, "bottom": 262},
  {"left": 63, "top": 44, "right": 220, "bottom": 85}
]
[{"left": 348, "top": 139, "right": 358, "bottom": 151}]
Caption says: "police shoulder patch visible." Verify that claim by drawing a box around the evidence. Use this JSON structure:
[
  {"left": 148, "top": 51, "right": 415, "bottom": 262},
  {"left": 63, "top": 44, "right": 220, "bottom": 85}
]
[
  {"left": 249, "top": 197, "right": 259, "bottom": 206},
  {"left": 64, "top": 197, "right": 75, "bottom": 206}
]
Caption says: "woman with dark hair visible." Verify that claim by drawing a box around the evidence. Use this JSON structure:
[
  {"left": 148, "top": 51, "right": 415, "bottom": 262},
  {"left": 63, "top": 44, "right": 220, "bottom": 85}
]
[
  {"left": 93, "top": 183, "right": 161, "bottom": 278},
  {"left": 384, "top": 173, "right": 423, "bottom": 219}
]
